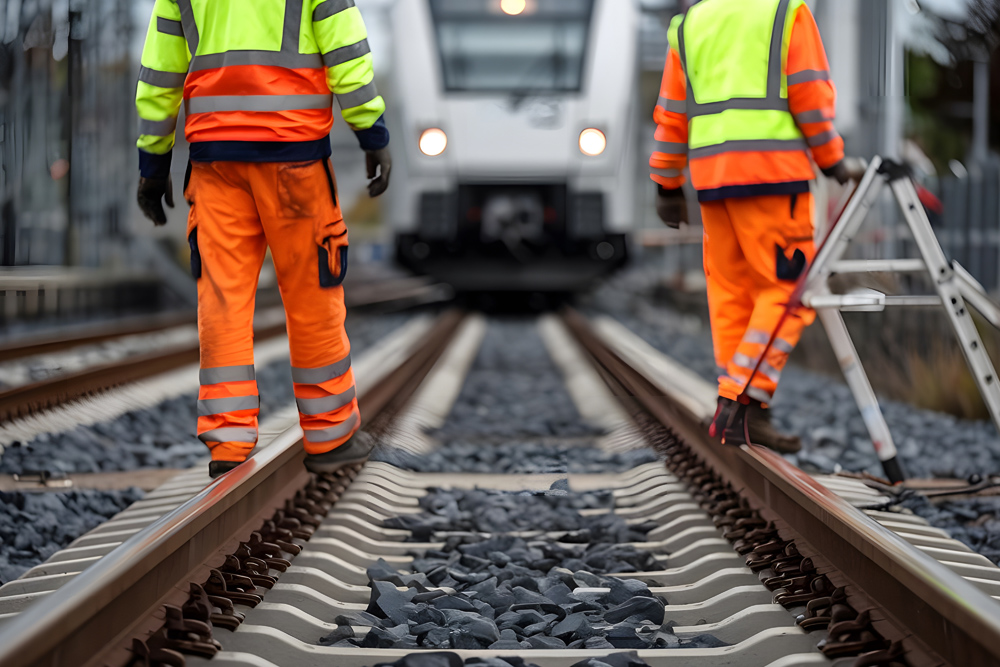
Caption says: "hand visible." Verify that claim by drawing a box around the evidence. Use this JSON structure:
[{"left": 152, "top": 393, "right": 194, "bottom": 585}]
[
  {"left": 823, "top": 158, "right": 867, "bottom": 186},
  {"left": 656, "top": 187, "right": 688, "bottom": 229},
  {"left": 365, "top": 147, "right": 392, "bottom": 198},
  {"left": 137, "top": 176, "right": 174, "bottom": 226}
]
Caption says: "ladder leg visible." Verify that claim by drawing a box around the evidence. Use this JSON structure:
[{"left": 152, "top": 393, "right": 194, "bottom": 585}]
[
  {"left": 891, "top": 178, "right": 1000, "bottom": 434},
  {"left": 817, "top": 308, "right": 906, "bottom": 482}
]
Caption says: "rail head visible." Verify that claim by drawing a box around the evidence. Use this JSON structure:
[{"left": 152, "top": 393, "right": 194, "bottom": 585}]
[{"left": 562, "top": 307, "right": 1000, "bottom": 667}]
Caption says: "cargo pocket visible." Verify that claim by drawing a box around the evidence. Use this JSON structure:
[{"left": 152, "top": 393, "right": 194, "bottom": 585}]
[
  {"left": 316, "top": 159, "right": 348, "bottom": 288},
  {"left": 188, "top": 228, "right": 202, "bottom": 280},
  {"left": 318, "top": 241, "right": 349, "bottom": 288},
  {"left": 776, "top": 193, "right": 814, "bottom": 282}
]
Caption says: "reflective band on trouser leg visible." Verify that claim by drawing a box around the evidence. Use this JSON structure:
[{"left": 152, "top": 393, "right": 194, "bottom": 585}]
[
  {"left": 292, "top": 359, "right": 360, "bottom": 455},
  {"left": 197, "top": 364, "right": 260, "bottom": 462}
]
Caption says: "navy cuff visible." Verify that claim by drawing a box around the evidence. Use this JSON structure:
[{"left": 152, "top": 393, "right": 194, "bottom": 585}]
[
  {"left": 354, "top": 115, "right": 390, "bottom": 152},
  {"left": 139, "top": 150, "right": 173, "bottom": 180}
]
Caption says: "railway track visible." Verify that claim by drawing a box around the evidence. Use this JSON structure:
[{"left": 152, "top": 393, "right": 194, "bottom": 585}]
[{"left": 0, "top": 310, "right": 997, "bottom": 667}]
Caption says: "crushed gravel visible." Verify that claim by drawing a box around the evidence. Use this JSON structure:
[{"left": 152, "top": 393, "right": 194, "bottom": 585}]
[
  {"left": 369, "top": 651, "right": 653, "bottom": 667},
  {"left": 0, "top": 313, "right": 411, "bottom": 475},
  {"left": 0, "top": 488, "right": 143, "bottom": 583}
]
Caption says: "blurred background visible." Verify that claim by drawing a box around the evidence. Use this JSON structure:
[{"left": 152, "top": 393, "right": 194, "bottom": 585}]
[{"left": 1, "top": 0, "right": 1000, "bottom": 414}]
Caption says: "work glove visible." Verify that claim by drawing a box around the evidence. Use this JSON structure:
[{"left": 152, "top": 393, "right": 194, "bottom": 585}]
[
  {"left": 823, "top": 158, "right": 867, "bottom": 186},
  {"left": 366, "top": 147, "right": 392, "bottom": 198},
  {"left": 656, "top": 186, "right": 689, "bottom": 229},
  {"left": 137, "top": 177, "right": 175, "bottom": 226}
]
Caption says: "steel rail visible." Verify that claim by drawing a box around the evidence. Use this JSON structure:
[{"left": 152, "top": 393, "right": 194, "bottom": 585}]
[
  {"left": 0, "top": 310, "right": 465, "bottom": 667},
  {"left": 562, "top": 308, "right": 1000, "bottom": 667}
]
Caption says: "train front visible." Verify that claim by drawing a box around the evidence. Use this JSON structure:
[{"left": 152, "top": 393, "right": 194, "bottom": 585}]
[{"left": 388, "top": 0, "right": 638, "bottom": 294}]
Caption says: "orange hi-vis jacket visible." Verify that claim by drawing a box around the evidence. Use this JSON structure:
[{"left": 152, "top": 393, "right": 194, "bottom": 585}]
[
  {"left": 650, "top": 0, "right": 844, "bottom": 201},
  {"left": 136, "top": 0, "right": 388, "bottom": 179}
]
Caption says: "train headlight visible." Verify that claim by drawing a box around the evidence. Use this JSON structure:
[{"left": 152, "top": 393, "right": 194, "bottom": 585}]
[
  {"left": 579, "top": 128, "right": 607, "bottom": 157},
  {"left": 500, "top": 0, "right": 527, "bottom": 15},
  {"left": 419, "top": 128, "right": 448, "bottom": 157}
]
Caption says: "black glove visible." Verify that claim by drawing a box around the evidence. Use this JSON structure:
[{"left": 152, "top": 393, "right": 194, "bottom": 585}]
[
  {"left": 656, "top": 186, "right": 689, "bottom": 229},
  {"left": 137, "top": 176, "right": 175, "bottom": 226},
  {"left": 365, "top": 147, "right": 392, "bottom": 198},
  {"left": 822, "top": 159, "right": 867, "bottom": 186}
]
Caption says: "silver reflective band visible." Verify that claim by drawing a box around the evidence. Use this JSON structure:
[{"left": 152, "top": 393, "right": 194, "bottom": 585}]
[
  {"left": 788, "top": 69, "right": 831, "bottom": 85},
  {"left": 794, "top": 109, "right": 829, "bottom": 124},
  {"left": 773, "top": 338, "right": 795, "bottom": 354},
  {"left": 302, "top": 411, "right": 360, "bottom": 444},
  {"left": 731, "top": 353, "right": 757, "bottom": 370},
  {"left": 283, "top": 0, "right": 304, "bottom": 52},
  {"left": 651, "top": 167, "right": 683, "bottom": 178},
  {"left": 323, "top": 39, "right": 371, "bottom": 68},
  {"left": 688, "top": 97, "right": 787, "bottom": 118},
  {"left": 657, "top": 96, "right": 687, "bottom": 115},
  {"left": 198, "top": 428, "right": 258, "bottom": 444},
  {"left": 760, "top": 362, "right": 783, "bottom": 383},
  {"left": 175, "top": 0, "right": 200, "bottom": 56},
  {"left": 807, "top": 129, "right": 839, "bottom": 147},
  {"left": 139, "top": 67, "right": 186, "bottom": 89},
  {"left": 190, "top": 51, "right": 323, "bottom": 73},
  {"left": 337, "top": 81, "right": 379, "bottom": 110},
  {"left": 746, "top": 386, "right": 774, "bottom": 404},
  {"left": 689, "top": 138, "right": 807, "bottom": 159},
  {"left": 138, "top": 116, "right": 178, "bottom": 136},
  {"left": 292, "top": 355, "right": 352, "bottom": 385},
  {"left": 198, "top": 395, "right": 260, "bottom": 417},
  {"left": 156, "top": 17, "right": 184, "bottom": 37},
  {"left": 654, "top": 140, "right": 688, "bottom": 155},
  {"left": 314, "top": 0, "right": 355, "bottom": 22},
  {"left": 296, "top": 387, "right": 357, "bottom": 416},
  {"left": 187, "top": 94, "right": 333, "bottom": 115},
  {"left": 744, "top": 329, "right": 772, "bottom": 345},
  {"left": 767, "top": 0, "right": 793, "bottom": 99},
  {"left": 200, "top": 365, "right": 255, "bottom": 385}
]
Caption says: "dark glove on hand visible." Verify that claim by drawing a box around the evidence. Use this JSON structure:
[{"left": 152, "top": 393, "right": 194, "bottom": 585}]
[
  {"left": 656, "top": 186, "right": 689, "bottom": 229},
  {"left": 366, "top": 147, "right": 392, "bottom": 198},
  {"left": 822, "top": 161, "right": 851, "bottom": 186},
  {"left": 137, "top": 176, "right": 175, "bottom": 226}
]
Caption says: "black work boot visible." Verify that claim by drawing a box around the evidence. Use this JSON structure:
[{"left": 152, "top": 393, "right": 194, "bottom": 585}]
[
  {"left": 304, "top": 431, "right": 375, "bottom": 474},
  {"left": 708, "top": 397, "right": 744, "bottom": 441},
  {"left": 742, "top": 401, "right": 802, "bottom": 454},
  {"left": 209, "top": 460, "right": 244, "bottom": 479}
]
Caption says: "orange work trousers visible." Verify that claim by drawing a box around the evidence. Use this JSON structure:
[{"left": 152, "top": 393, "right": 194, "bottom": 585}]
[
  {"left": 186, "top": 160, "right": 359, "bottom": 463},
  {"left": 701, "top": 192, "right": 817, "bottom": 404}
]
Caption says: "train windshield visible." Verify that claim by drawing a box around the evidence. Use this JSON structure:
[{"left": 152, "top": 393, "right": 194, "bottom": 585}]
[{"left": 429, "top": 0, "right": 595, "bottom": 93}]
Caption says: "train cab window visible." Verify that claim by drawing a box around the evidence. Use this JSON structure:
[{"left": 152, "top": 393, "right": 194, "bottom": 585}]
[{"left": 429, "top": 0, "right": 595, "bottom": 93}]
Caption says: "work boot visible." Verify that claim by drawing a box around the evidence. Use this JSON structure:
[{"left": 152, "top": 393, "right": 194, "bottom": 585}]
[
  {"left": 209, "top": 460, "right": 244, "bottom": 479},
  {"left": 708, "top": 397, "right": 743, "bottom": 441},
  {"left": 304, "top": 431, "right": 375, "bottom": 474},
  {"left": 728, "top": 401, "right": 802, "bottom": 454}
]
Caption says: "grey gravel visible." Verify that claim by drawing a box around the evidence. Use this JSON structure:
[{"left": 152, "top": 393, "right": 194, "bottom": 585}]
[
  {"left": 901, "top": 494, "right": 1000, "bottom": 565},
  {"left": 0, "top": 314, "right": 410, "bottom": 476},
  {"left": 370, "top": 651, "right": 653, "bottom": 667},
  {"left": 0, "top": 488, "right": 143, "bottom": 583}
]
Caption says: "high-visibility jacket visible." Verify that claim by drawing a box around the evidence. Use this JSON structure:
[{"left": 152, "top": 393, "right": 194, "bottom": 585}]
[
  {"left": 650, "top": 0, "right": 844, "bottom": 201},
  {"left": 136, "top": 0, "right": 388, "bottom": 179}
]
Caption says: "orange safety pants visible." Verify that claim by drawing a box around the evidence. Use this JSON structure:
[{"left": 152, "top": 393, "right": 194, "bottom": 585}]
[
  {"left": 186, "top": 160, "right": 359, "bottom": 463},
  {"left": 701, "top": 192, "right": 818, "bottom": 404}
]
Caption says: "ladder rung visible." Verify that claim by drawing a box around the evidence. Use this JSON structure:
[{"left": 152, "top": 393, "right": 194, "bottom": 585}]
[
  {"left": 829, "top": 259, "right": 928, "bottom": 274},
  {"left": 804, "top": 288, "right": 886, "bottom": 312},
  {"left": 882, "top": 296, "right": 943, "bottom": 307}
]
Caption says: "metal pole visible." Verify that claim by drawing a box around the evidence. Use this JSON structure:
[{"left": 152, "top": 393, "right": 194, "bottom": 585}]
[{"left": 972, "top": 58, "right": 990, "bottom": 166}]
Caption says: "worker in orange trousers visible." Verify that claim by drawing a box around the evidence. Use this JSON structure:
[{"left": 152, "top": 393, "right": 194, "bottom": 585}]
[
  {"left": 650, "top": 0, "right": 851, "bottom": 452},
  {"left": 135, "top": 0, "right": 391, "bottom": 478}
]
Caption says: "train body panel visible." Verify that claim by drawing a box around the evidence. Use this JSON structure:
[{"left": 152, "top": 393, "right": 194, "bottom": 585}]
[{"left": 388, "top": 0, "right": 640, "bottom": 292}]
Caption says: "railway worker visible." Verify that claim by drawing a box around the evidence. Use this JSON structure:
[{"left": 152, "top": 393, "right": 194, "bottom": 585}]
[
  {"left": 650, "top": 0, "right": 851, "bottom": 452},
  {"left": 134, "top": 0, "right": 391, "bottom": 478}
]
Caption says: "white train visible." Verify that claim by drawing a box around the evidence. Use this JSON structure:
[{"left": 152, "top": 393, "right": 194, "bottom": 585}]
[{"left": 387, "top": 0, "right": 640, "bottom": 293}]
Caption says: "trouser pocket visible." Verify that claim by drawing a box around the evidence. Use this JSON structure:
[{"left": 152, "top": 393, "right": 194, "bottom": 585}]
[
  {"left": 188, "top": 228, "right": 202, "bottom": 280},
  {"left": 318, "top": 242, "right": 348, "bottom": 288},
  {"left": 316, "top": 160, "right": 349, "bottom": 288}
]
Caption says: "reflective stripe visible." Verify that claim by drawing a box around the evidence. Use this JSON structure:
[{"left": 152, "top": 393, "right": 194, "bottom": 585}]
[
  {"left": 138, "top": 116, "right": 178, "bottom": 136},
  {"left": 767, "top": 0, "right": 793, "bottom": 99},
  {"left": 283, "top": 0, "right": 304, "bottom": 52},
  {"left": 292, "top": 355, "right": 352, "bottom": 385},
  {"left": 337, "top": 81, "right": 379, "bottom": 109},
  {"left": 302, "top": 411, "right": 360, "bottom": 444},
  {"left": 139, "top": 66, "right": 186, "bottom": 88},
  {"left": 200, "top": 365, "right": 256, "bottom": 385},
  {"left": 746, "top": 386, "right": 773, "bottom": 404},
  {"left": 657, "top": 95, "right": 687, "bottom": 114},
  {"left": 190, "top": 51, "right": 323, "bottom": 73},
  {"left": 688, "top": 97, "right": 787, "bottom": 118},
  {"left": 323, "top": 39, "right": 371, "bottom": 68},
  {"left": 788, "top": 69, "right": 830, "bottom": 85},
  {"left": 314, "top": 0, "right": 355, "bottom": 22},
  {"left": 773, "top": 338, "right": 795, "bottom": 354},
  {"left": 296, "top": 387, "right": 357, "bottom": 416},
  {"left": 176, "top": 0, "right": 199, "bottom": 56},
  {"left": 689, "top": 138, "right": 808, "bottom": 159},
  {"left": 732, "top": 353, "right": 757, "bottom": 370},
  {"left": 157, "top": 17, "right": 184, "bottom": 37},
  {"left": 199, "top": 427, "right": 258, "bottom": 444},
  {"left": 760, "top": 362, "right": 783, "bottom": 383},
  {"left": 651, "top": 167, "right": 683, "bottom": 178},
  {"left": 794, "top": 109, "right": 829, "bottom": 124},
  {"left": 198, "top": 395, "right": 260, "bottom": 417},
  {"left": 187, "top": 94, "right": 333, "bottom": 114},
  {"left": 807, "top": 129, "right": 839, "bottom": 147},
  {"left": 744, "top": 329, "right": 772, "bottom": 345},
  {"left": 653, "top": 140, "right": 688, "bottom": 155}
]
